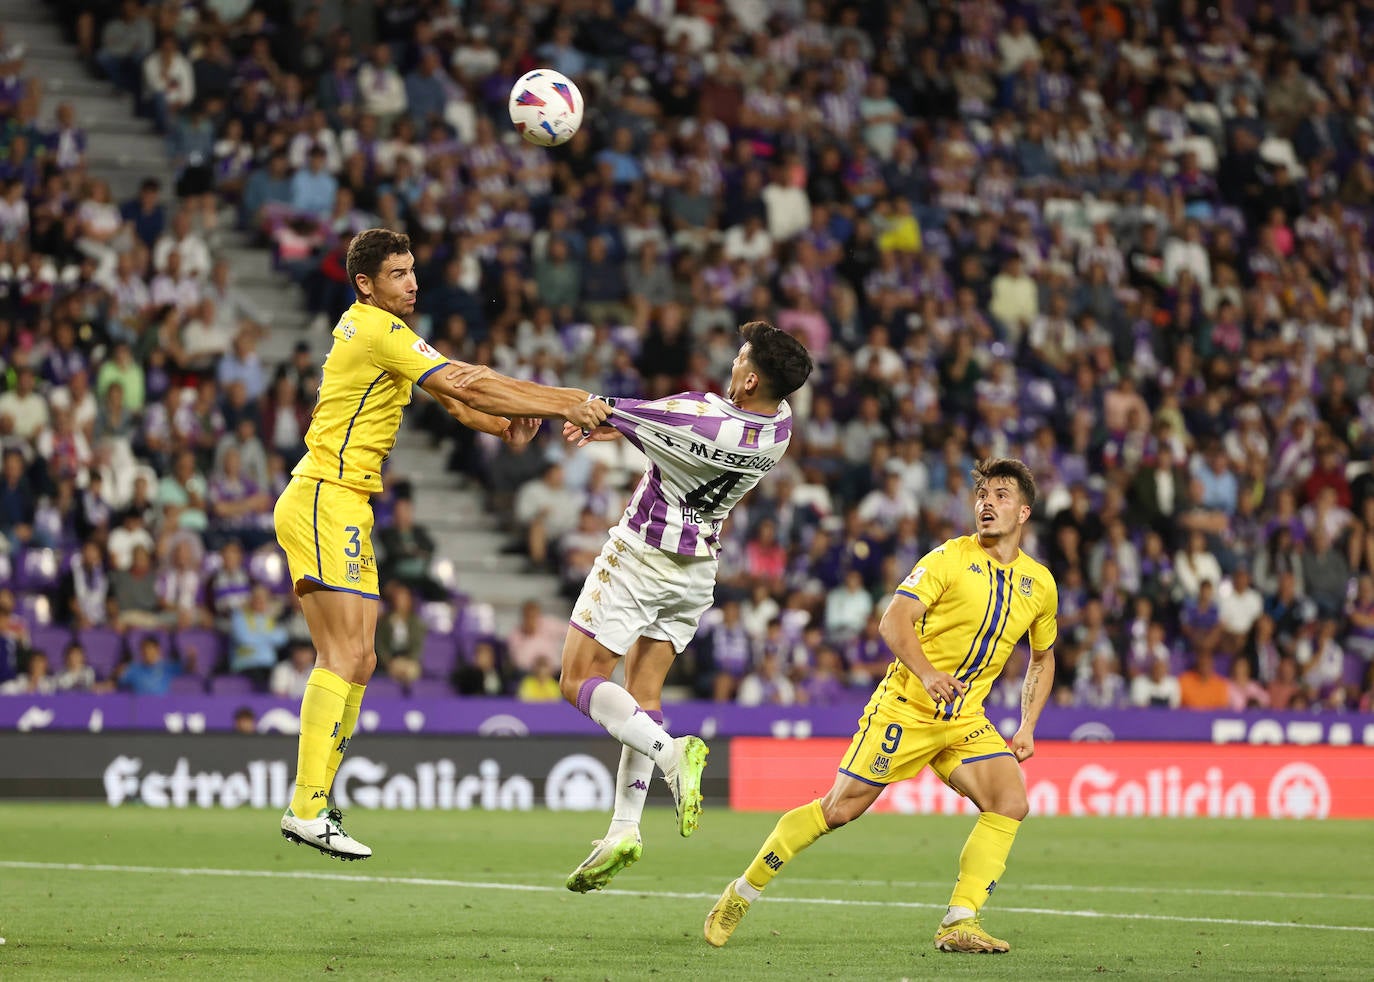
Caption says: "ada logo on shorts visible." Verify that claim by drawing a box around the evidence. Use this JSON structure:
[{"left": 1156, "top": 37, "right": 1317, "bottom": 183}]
[
  {"left": 870, "top": 753, "right": 891, "bottom": 777},
  {"left": 346, "top": 561, "right": 361, "bottom": 583}
]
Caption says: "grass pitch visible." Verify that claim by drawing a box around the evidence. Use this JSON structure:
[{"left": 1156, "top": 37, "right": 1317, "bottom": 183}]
[{"left": 1, "top": 804, "right": 1370, "bottom": 980}]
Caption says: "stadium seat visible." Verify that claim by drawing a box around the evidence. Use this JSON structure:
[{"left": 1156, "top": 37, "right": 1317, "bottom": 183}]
[
  {"left": 175, "top": 629, "right": 227, "bottom": 676},
  {"left": 408, "top": 678, "right": 452, "bottom": 699},
  {"left": 419, "top": 600, "right": 456, "bottom": 636},
  {"left": 15, "top": 548, "right": 60, "bottom": 592},
  {"left": 169, "top": 676, "right": 208, "bottom": 696},
  {"left": 420, "top": 634, "right": 459, "bottom": 679},
  {"left": 209, "top": 674, "right": 256, "bottom": 697},
  {"left": 19, "top": 594, "right": 52, "bottom": 627},
  {"left": 249, "top": 550, "right": 289, "bottom": 593},
  {"left": 76, "top": 628, "right": 125, "bottom": 681},
  {"left": 31, "top": 625, "right": 74, "bottom": 660},
  {"left": 365, "top": 676, "right": 404, "bottom": 700}
]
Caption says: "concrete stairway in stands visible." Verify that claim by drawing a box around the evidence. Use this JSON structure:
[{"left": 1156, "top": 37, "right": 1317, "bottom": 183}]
[{"left": 6, "top": 0, "right": 561, "bottom": 634}]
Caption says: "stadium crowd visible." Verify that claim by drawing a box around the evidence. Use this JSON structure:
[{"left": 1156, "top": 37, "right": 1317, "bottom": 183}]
[{"left": 2, "top": 0, "right": 1374, "bottom": 715}]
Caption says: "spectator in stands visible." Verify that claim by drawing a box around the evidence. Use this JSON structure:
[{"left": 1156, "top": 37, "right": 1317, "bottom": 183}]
[
  {"left": 55, "top": 642, "right": 101, "bottom": 692},
  {"left": 505, "top": 599, "right": 568, "bottom": 678},
  {"left": 118, "top": 635, "right": 180, "bottom": 696},
  {"left": 110, "top": 544, "right": 160, "bottom": 630},
  {"left": 270, "top": 641, "right": 315, "bottom": 700},
  {"left": 1180, "top": 580, "right": 1224, "bottom": 654},
  {"left": 1227, "top": 657, "right": 1269, "bottom": 711},
  {"left": 0, "top": 649, "right": 54, "bottom": 695},
  {"left": 157, "top": 449, "right": 208, "bottom": 533},
  {"left": 141, "top": 33, "right": 194, "bottom": 133},
  {"left": 375, "top": 582, "right": 424, "bottom": 686},
  {"left": 453, "top": 639, "right": 507, "bottom": 697},
  {"left": 736, "top": 650, "right": 797, "bottom": 707},
  {"left": 0, "top": 366, "right": 50, "bottom": 442},
  {"left": 824, "top": 569, "right": 873, "bottom": 645},
  {"left": 376, "top": 496, "right": 443, "bottom": 599},
  {"left": 95, "top": 0, "right": 154, "bottom": 95},
  {"left": 228, "top": 584, "right": 287, "bottom": 690},
  {"left": 1179, "top": 649, "right": 1231, "bottom": 710},
  {"left": 0, "top": 589, "right": 27, "bottom": 685},
  {"left": 1302, "top": 528, "right": 1353, "bottom": 619},
  {"left": 1074, "top": 653, "right": 1127, "bottom": 709},
  {"left": 1297, "top": 619, "right": 1347, "bottom": 697},
  {"left": 513, "top": 463, "right": 583, "bottom": 569},
  {"left": 516, "top": 656, "right": 563, "bottom": 702},
  {"left": 157, "top": 538, "right": 210, "bottom": 629},
  {"left": 1130, "top": 656, "right": 1182, "bottom": 710},
  {"left": 57, "top": 540, "right": 108, "bottom": 628},
  {"left": 0, "top": 447, "right": 36, "bottom": 547}
]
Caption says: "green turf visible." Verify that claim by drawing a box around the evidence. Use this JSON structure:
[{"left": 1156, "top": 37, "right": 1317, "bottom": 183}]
[{"left": 1, "top": 804, "right": 1370, "bottom": 980}]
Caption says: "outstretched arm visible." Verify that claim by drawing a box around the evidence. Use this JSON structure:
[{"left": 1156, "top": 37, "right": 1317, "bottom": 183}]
[
  {"left": 421, "top": 361, "right": 609, "bottom": 429},
  {"left": 1010, "top": 646, "right": 1056, "bottom": 762}
]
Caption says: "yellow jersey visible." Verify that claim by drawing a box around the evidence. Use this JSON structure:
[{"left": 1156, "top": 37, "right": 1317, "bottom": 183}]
[
  {"left": 291, "top": 302, "right": 450, "bottom": 495},
  {"left": 892, "top": 534, "right": 1058, "bottom": 721}
]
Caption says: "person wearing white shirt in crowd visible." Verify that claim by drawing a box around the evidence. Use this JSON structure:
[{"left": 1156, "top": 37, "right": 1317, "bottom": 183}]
[
  {"left": 357, "top": 44, "right": 407, "bottom": 127},
  {"left": 736, "top": 651, "right": 797, "bottom": 707},
  {"left": 823, "top": 569, "right": 873, "bottom": 644},
  {"left": 152, "top": 210, "right": 211, "bottom": 279},
  {"left": 723, "top": 214, "right": 774, "bottom": 263},
  {"left": 0, "top": 367, "right": 49, "bottom": 441},
  {"left": 1130, "top": 656, "right": 1182, "bottom": 708},
  {"left": 1163, "top": 220, "right": 1213, "bottom": 291},
  {"left": 271, "top": 642, "right": 316, "bottom": 699},
  {"left": 141, "top": 33, "right": 194, "bottom": 131},
  {"left": 1173, "top": 530, "right": 1223, "bottom": 600},
  {"left": 1217, "top": 567, "right": 1264, "bottom": 653},
  {"left": 997, "top": 15, "right": 1041, "bottom": 75},
  {"left": 1296, "top": 620, "right": 1346, "bottom": 692}
]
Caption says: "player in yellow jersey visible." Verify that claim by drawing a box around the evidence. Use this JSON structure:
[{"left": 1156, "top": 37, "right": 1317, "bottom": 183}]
[
  {"left": 276, "top": 228, "right": 610, "bottom": 859},
  {"left": 704, "top": 458, "right": 1058, "bottom": 953}
]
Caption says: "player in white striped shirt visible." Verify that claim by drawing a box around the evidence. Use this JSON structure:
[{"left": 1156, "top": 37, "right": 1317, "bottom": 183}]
[{"left": 559, "top": 321, "right": 814, "bottom": 892}]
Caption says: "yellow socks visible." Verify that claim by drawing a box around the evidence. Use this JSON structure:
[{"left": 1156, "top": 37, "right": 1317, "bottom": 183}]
[
  {"left": 948, "top": 812, "right": 1021, "bottom": 913},
  {"left": 288, "top": 669, "right": 351, "bottom": 817},
  {"left": 324, "top": 682, "right": 366, "bottom": 791},
  {"left": 742, "top": 799, "right": 831, "bottom": 893}
]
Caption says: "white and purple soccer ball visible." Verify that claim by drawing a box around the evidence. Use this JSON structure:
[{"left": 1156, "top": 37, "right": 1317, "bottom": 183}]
[{"left": 508, "top": 69, "right": 584, "bottom": 147}]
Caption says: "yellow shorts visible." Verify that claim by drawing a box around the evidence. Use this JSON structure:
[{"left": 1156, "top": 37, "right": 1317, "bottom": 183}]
[
  {"left": 838, "top": 681, "right": 1015, "bottom": 788},
  {"left": 273, "top": 476, "right": 379, "bottom": 600}
]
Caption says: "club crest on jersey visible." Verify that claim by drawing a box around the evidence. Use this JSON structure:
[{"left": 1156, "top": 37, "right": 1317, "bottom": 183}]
[
  {"left": 345, "top": 561, "right": 361, "bottom": 583},
  {"left": 870, "top": 753, "right": 891, "bottom": 777},
  {"left": 1019, "top": 575, "right": 1034, "bottom": 597},
  {"left": 742, "top": 426, "right": 760, "bottom": 447}
]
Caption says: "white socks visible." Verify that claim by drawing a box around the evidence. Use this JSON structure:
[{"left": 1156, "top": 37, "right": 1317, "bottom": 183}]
[
  {"left": 586, "top": 680, "right": 676, "bottom": 770},
  {"left": 608, "top": 744, "right": 655, "bottom": 839},
  {"left": 734, "top": 876, "right": 762, "bottom": 902},
  {"left": 942, "top": 905, "right": 976, "bottom": 927}
]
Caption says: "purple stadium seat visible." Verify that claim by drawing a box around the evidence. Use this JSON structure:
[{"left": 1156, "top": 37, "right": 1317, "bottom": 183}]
[
  {"left": 1344, "top": 653, "right": 1367, "bottom": 688},
  {"left": 170, "top": 676, "right": 207, "bottom": 696},
  {"left": 408, "top": 678, "right": 452, "bottom": 699},
  {"left": 31, "top": 626, "right": 75, "bottom": 660},
  {"left": 419, "top": 600, "right": 456, "bottom": 636},
  {"left": 76, "top": 628, "right": 126, "bottom": 680},
  {"left": 365, "top": 676, "right": 404, "bottom": 700},
  {"left": 175, "top": 628, "right": 227, "bottom": 676},
  {"left": 209, "top": 674, "right": 256, "bottom": 697},
  {"left": 419, "top": 635, "right": 458, "bottom": 679}
]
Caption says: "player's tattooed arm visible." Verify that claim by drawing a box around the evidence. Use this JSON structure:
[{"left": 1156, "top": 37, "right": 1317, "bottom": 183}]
[{"left": 1010, "top": 647, "right": 1056, "bottom": 762}]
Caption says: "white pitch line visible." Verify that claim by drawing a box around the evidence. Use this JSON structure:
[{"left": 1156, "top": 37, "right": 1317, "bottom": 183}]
[
  {"left": 3, "top": 861, "right": 1372, "bottom": 934},
  {"left": 779, "top": 876, "right": 1374, "bottom": 903}
]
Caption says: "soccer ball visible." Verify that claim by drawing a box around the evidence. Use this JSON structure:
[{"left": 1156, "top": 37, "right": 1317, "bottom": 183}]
[{"left": 508, "top": 69, "right": 584, "bottom": 147}]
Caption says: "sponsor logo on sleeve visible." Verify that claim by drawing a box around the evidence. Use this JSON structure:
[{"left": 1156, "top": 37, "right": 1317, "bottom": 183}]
[{"left": 412, "top": 338, "right": 444, "bottom": 361}]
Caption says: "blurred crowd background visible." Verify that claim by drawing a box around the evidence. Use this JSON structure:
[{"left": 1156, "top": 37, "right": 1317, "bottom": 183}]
[{"left": 2, "top": 0, "right": 1374, "bottom": 716}]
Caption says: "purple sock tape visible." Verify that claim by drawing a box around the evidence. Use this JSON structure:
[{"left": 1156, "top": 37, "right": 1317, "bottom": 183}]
[
  {"left": 646, "top": 709, "right": 663, "bottom": 725},
  {"left": 576, "top": 676, "right": 604, "bottom": 717}
]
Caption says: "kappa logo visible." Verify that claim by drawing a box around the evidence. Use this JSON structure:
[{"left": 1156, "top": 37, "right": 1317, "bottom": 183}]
[
  {"left": 628, "top": 779, "right": 649, "bottom": 791},
  {"left": 871, "top": 753, "right": 891, "bottom": 776},
  {"left": 588, "top": 588, "right": 602, "bottom": 604},
  {"left": 390, "top": 322, "right": 405, "bottom": 332},
  {"left": 1019, "top": 575, "right": 1033, "bottom": 598},
  {"left": 578, "top": 609, "right": 593, "bottom": 624},
  {"left": 597, "top": 569, "right": 611, "bottom": 583},
  {"left": 345, "top": 561, "right": 361, "bottom": 583},
  {"left": 968, "top": 562, "right": 983, "bottom": 575}
]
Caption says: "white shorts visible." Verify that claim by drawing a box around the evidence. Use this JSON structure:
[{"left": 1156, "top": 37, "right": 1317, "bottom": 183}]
[{"left": 569, "top": 529, "right": 718, "bottom": 656}]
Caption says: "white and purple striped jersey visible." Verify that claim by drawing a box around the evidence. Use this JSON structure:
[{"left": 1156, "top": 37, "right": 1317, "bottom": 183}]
[{"left": 603, "top": 391, "right": 793, "bottom": 559}]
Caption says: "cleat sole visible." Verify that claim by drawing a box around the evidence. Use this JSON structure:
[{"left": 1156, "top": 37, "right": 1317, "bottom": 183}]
[{"left": 565, "top": 839, "right": 643, "bottom": 893}]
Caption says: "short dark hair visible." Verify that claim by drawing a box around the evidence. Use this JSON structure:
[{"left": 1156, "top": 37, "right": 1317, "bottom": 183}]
[
  {"left": 740, "top": 320, "right": 813, "bottom": 400},
  {"left": 971, "top": 457, "right": 1038, "bottom": 510},
  {"left": 346, "top": 228, "right": 412, "bottom": 291}
]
